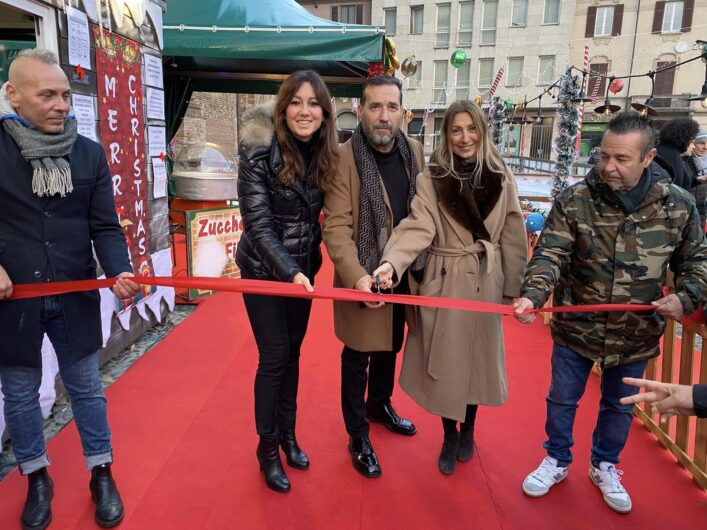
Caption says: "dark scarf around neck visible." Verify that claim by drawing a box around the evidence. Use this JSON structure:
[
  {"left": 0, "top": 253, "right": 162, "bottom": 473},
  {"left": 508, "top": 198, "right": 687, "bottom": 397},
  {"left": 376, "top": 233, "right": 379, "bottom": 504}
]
[{"left": 352, "top": 124, "right": 423, "bottom": 274}]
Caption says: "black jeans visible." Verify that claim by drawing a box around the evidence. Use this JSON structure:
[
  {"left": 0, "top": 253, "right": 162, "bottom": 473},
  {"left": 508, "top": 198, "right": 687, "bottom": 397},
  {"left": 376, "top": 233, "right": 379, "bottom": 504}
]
[
  {"left": 243, "top": 293, "right": 312, "bottom": 440},
  {"left": 341, "top": 295, "right": 406, "bottom": 438}
]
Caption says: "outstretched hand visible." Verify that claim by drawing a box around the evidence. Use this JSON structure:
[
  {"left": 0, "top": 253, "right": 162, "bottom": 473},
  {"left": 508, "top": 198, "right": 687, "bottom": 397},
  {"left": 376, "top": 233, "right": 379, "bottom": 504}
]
[
  {"left": 0, "top": 265, "right": 13, "bottom": 300},
  {"left": 620, "top": 377, "right": 695, "bottom": 422},
  {"left": 112, "top": 272, "right": 140, "bottom": 300},
  {"left": 652, "top": 293, "right": 684, "bottom": 321}
]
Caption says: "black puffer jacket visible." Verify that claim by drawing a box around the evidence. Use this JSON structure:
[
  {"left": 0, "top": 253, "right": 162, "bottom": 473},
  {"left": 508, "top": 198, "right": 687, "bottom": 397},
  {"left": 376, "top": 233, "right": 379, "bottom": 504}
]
[{"left": 236, "top": 104, "right": 323, "bottom": 282}]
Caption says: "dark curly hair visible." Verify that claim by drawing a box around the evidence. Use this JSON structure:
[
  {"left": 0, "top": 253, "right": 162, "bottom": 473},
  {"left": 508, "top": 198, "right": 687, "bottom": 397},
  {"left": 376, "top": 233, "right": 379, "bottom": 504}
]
[{"left": 658, "top": 118, "right": 699, "bottom": 152}]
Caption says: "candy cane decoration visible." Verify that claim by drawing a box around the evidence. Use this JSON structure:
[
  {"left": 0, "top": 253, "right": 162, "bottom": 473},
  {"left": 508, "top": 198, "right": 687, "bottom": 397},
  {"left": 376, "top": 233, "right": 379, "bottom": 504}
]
[
  {"left": 589, "top": 73, "right": 601, "bottom": 103},
  {"left": 488, "top": 67, "right": 505, "bottom": 99},
  {"left": 576, "top": 45, "right": 590, "bottom": 154}
]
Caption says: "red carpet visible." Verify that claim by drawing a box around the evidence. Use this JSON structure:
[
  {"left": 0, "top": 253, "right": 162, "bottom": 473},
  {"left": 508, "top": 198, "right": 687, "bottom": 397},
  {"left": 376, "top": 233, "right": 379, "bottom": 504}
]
[{"left": 0, "top": 256, "right": 705, "bottom": 529}]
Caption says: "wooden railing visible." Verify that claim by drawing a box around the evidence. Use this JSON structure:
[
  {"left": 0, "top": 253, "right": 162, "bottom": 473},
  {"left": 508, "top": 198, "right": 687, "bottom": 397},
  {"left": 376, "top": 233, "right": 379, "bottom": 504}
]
[{"left": 633, "top": 321, "right": 707, "bottom": 490}]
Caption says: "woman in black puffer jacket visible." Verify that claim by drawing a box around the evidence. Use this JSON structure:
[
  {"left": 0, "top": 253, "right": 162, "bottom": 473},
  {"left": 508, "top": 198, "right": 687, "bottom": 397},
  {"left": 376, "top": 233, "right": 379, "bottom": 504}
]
[{"left": 236, "top": 70, "right": 338, "bottom": 493}]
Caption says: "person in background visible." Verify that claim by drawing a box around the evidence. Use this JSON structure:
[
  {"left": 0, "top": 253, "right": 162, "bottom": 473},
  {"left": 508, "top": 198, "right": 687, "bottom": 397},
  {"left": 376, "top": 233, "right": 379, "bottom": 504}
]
[
  {"left": 620, "top": 378, "right": 707, "bottom": 420},
  {"left": 322, "top": 75, "right": 422, "bottom": 479},
  {"left": 0, "top": 49, "right": 139, "bottom": 529},
  {"left": 373, "top": 100, "right": 527, "bottom": 475},
  {"left": 514, "top": 112, "right": 707, "bottom": 514},
  {"left": 655, "top": 118, "right": 699, "bottom": 190},
  {"left": 587, "top": 146, "right": 601, "bottom": 165},
  {"left": 688, "top": 129, "right": 707, "bottom": 229},
  {"left": 236, "top": 70, "right": 338, "bottom": 493}
]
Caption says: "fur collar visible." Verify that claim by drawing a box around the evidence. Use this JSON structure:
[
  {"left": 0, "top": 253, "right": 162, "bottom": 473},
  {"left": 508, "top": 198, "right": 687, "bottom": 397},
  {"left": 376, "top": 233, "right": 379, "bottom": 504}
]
[
  {"left": 429, "top": 161, "right": 504, "bottom": 241},
  {"left": 239, "top": 103, "right": 276, "bottom": 151}
]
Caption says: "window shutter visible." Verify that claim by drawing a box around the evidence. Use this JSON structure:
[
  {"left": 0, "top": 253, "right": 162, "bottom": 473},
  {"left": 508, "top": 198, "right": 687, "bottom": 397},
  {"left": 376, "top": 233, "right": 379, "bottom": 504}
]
[
  {"left": 356, "top": 4, "right": 364, "bottom": 25},
  {"left": 585, "top": 6, "right": 597, "bottom": 37},
  {"left": 590, "top": 63, "right": 608, "bottom": 96},
  {"left": 612, "top": 5, "right": 624, "bottom": 36},
  {"left": 655, "top": 61, "right": 676, "bottom": 95},
  {"left": 652, "top": 2, "right": 665, "bottom": 34},
  {"left": 331, "top": 6, "right": 338, "bottom": 22},
  {"left": 682, "top": 0, "right": 694, "bottom": 32}
]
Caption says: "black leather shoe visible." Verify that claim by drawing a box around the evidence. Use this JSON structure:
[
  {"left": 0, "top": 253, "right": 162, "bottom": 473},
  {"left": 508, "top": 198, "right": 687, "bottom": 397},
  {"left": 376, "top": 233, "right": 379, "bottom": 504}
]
[
  {"left": 457, "top": 425, "right": 475, "bottom": 462},
  {"left": 256, "top": 437, "right": 291, "bottom": 493},
  {"left": 366, "top": 402, "right": 417, "bottom": 436},
  {"left": 21, "top": 467, "right": 53, "bottom": 530},
  {"left": 348, "top": 436, "right": 381, "bottom": 478},
  {"left": 438, "top": 433, "right": 459, "bottom": 475},
  {"left": 279, "top": 430, "right": 309, "bottom": 470},
  {"left": 89, "top": 464, "right": 124, "bottom": 528}
]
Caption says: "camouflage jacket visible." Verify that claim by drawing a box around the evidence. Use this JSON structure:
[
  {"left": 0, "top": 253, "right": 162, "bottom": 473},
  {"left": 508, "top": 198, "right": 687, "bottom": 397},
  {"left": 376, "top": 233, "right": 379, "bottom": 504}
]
[{"left": 521, "top": 159, "right": 707, "bottom": 367}]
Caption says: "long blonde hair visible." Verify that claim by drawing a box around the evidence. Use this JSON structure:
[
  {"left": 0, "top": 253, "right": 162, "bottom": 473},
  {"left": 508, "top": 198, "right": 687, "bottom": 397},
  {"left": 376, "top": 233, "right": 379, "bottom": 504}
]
[{"left": 430, "top": 100, "right": 506, "bottom": 185}]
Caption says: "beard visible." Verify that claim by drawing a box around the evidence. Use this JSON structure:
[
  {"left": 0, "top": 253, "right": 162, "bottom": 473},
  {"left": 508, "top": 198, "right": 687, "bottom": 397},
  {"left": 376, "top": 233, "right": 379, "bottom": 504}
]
[{"left": 362, "top": 121, "right": 399, "bottom": 148}]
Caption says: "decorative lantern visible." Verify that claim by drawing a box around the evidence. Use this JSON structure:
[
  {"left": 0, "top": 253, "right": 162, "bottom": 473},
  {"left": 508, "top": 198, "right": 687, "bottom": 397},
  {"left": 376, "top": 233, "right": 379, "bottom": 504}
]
[
  {"left": 450, "top": 49, "right": 467, "bottom": 69},
  {"left": 405, "top": 109, "right": 414, "bottom": 124},
  {"left": 400, "top": 54, "right": 419, "bottom": 78},
  {"left": 504, "top": 98, "right": 514, "bottom": 111},
  {"left": 609, "top": 78, "right": 624, "bottom": 94},
  {"left": 474, "top": 95, "right": 483, "bottom": 106}
]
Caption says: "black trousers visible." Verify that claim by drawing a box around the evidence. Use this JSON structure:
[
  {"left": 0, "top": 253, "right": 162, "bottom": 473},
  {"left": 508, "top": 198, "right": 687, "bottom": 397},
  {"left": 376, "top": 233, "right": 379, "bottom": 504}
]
[
  {"left": 341, "top": 296, "right": 407, "bottom": 438},
  {"left": 243, "top": 293, "right": 312, "bottom": 440}
]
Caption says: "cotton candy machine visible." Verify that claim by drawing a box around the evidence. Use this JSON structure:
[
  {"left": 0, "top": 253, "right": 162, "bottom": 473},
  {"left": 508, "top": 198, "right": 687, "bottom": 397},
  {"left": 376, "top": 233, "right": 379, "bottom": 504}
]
[{"left": 172, "top": 142, "right": 238, "bottom": 200}]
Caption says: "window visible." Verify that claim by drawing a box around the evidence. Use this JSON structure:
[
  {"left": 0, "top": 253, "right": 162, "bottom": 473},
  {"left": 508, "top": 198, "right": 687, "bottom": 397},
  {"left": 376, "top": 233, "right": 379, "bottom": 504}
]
[
  {"left": 538, "top": 56, "right": 555, "bottom": 86},
  {"left": 543, "top": 0, "right": 560, "bottom": 24},
  {"left": 458, "top": 2, "right": 474, "bottom": 46},
  {"left": 408, "top": 117, "right": 425, "bottom": 138},
  {"left": 594, "top": 6, "right": 614, "bottom": 36},
  {"left": 456, "top": 60, "right": 471, "bottom": 101},
  {"left": 410, "top": 5, "right": 424, "bottom": 34},
  {"left": 663, "top": 1, "right": 684, "bottom": 33},
  {"left": 433, "top": 117, "right": 444, "bottom": 150},
  {"left": 433, "top": 60, "right": 448, "bottom": 104},
  {"left": 478, "top": 58, "right": 494, "bottom": 88},
  {"left": 481, "top": 0, "right": 498, "bottom": 45},
  {"left": 384, "top": 8, "right": 397, "bottom": 35},
  {"left": 512, "top": 0, "right": 528, "bottom": 27},
  {"left": 407, "top": 61, "right": 423, "bottom": 89},
  {"left": 436, "top": 4, "right": 451, "bottom": 48},
  {"left": 507, "top": 57, "right": 524, "bottom": 87},
  {"left": 332, "top": 4, "right": 363, "bottom": 24}
]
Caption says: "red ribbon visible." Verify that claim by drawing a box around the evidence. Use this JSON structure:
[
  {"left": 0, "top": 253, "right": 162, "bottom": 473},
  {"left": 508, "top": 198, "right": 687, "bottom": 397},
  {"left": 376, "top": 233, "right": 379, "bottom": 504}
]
[{"left": 7, "top": 276, "right": 657, "bottom": 316}]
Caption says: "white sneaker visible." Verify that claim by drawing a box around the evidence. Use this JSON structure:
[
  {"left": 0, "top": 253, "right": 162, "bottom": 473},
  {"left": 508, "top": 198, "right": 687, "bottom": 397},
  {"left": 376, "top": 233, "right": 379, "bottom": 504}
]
[
  {"left": 522, "top": 457, "right": 569, "bottom": 497},
  {"left": 589, "top": 462, "right": 632, "bottom": 513}
]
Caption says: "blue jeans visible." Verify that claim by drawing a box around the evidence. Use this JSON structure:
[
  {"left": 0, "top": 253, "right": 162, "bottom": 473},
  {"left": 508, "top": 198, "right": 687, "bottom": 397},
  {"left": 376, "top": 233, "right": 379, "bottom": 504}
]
[
  {"left": 0, "top": 296, "right": 112, "bottom": 475},
  {"left": 544, "top": 344, "right": 647, "bottom": 468}
]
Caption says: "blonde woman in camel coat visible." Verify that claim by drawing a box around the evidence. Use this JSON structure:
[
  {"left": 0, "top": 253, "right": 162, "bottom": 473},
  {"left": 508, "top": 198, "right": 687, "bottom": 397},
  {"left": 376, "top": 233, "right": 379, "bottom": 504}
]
[{"left": 374, "top": 100, "right": 528, "bottom": 475}]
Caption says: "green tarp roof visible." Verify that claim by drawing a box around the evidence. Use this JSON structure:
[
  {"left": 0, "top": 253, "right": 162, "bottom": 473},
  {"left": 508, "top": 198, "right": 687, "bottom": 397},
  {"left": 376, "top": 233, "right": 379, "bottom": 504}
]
[{"left": 163, "top": 0, "right": 384, "bottom": 95}]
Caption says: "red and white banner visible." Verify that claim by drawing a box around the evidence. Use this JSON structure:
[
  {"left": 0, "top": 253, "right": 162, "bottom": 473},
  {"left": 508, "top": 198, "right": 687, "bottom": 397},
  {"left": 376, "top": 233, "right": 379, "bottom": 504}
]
[{"left": 93, "top": 28, "right": 154, "bottom": 298}]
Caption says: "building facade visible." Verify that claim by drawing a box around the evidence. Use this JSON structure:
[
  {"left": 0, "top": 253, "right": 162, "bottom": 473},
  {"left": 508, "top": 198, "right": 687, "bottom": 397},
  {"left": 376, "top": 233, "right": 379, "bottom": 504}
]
[{"left": 572, "top": 0, "right": 707, "bottom": 153}]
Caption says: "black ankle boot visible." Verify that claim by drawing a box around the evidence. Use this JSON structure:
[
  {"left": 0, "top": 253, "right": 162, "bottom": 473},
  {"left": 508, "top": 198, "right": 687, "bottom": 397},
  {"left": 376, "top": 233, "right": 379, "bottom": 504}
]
[
  {"left": 279, "top": 431, "right": 309, "bottom": 470},
  {"left": 438, "top": 433, "right": 459, "bottom": 475},
  {"left": 89, "top": 464, "right": 124, "bottom": 528},
  {"left": 457, "top": 423, "right": 475, "bottom": 462},
  {"left": 22, "top": 467, "right": 53, "bottom": 530},
  {"left": 256, "top": 437, "right": 291, "bottom": 493}
]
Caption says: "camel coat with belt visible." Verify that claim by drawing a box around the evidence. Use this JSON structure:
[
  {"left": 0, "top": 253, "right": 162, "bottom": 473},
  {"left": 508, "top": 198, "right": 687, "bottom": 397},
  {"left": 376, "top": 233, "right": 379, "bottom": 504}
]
[
  {"left": 322, "top": 137, "right": 425, "bottom": 352},
  {"left": 381, "top": 163, "right": 527, "bottom": 421}
]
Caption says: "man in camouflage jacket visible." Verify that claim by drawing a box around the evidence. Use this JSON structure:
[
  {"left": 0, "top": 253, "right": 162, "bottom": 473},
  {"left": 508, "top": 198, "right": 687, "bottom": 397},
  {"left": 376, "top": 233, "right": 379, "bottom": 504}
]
[{"left": 513, "top": 113, "right": 707, "bottom": 514}]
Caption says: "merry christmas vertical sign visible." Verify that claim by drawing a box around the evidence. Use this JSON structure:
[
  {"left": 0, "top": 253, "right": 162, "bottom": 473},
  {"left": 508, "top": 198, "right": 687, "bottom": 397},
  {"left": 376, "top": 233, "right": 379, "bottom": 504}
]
[{"left": 94, "top": 28, "right": 154, "bottom": 303}]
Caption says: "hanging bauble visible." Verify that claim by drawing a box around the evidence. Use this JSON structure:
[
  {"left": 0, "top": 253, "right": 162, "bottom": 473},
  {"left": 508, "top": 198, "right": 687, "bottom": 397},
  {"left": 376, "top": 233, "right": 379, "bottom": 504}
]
[
  {"left": 405, "top": 109, "right": 414, "bottom": 124},
  {"left": 504, "top": 98, "right": 514, "bottom": 111},
  {"left": 474, "top": 95, "right": 483, "bottom": 106},
  {"left": 450, "top": 49, "right": 467, "bottom": 69},
  {"left": 400, "top": 54, "right": 419, "bottom": 78},
  {"left": 609, "top": 78, "right": 624, "bottom": 94}
]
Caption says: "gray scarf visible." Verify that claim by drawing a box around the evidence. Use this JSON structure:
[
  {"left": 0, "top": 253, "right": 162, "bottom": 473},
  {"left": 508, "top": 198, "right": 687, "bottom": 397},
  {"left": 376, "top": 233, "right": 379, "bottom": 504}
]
[
  {"left": 352, "top": 124, "right": 425, "bottom": 276},
  {"left": 0, "top": 82, "right": 76, "bottom": 197}
]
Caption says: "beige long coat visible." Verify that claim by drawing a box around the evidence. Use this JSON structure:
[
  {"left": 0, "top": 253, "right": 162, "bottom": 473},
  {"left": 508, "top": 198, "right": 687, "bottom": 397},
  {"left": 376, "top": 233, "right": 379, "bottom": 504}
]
[
  {"left": 322, "top": 138, "right": 425, "bottom": 352},
  {"left": 382, "top": 166, "right": 527, "bottom": 421}
]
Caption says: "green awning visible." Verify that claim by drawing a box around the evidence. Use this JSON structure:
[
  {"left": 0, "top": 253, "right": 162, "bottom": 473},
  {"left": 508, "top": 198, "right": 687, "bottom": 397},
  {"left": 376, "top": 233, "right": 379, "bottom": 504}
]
[{"left": 163, "top": 0, "right": 384, "bottom": 95}]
